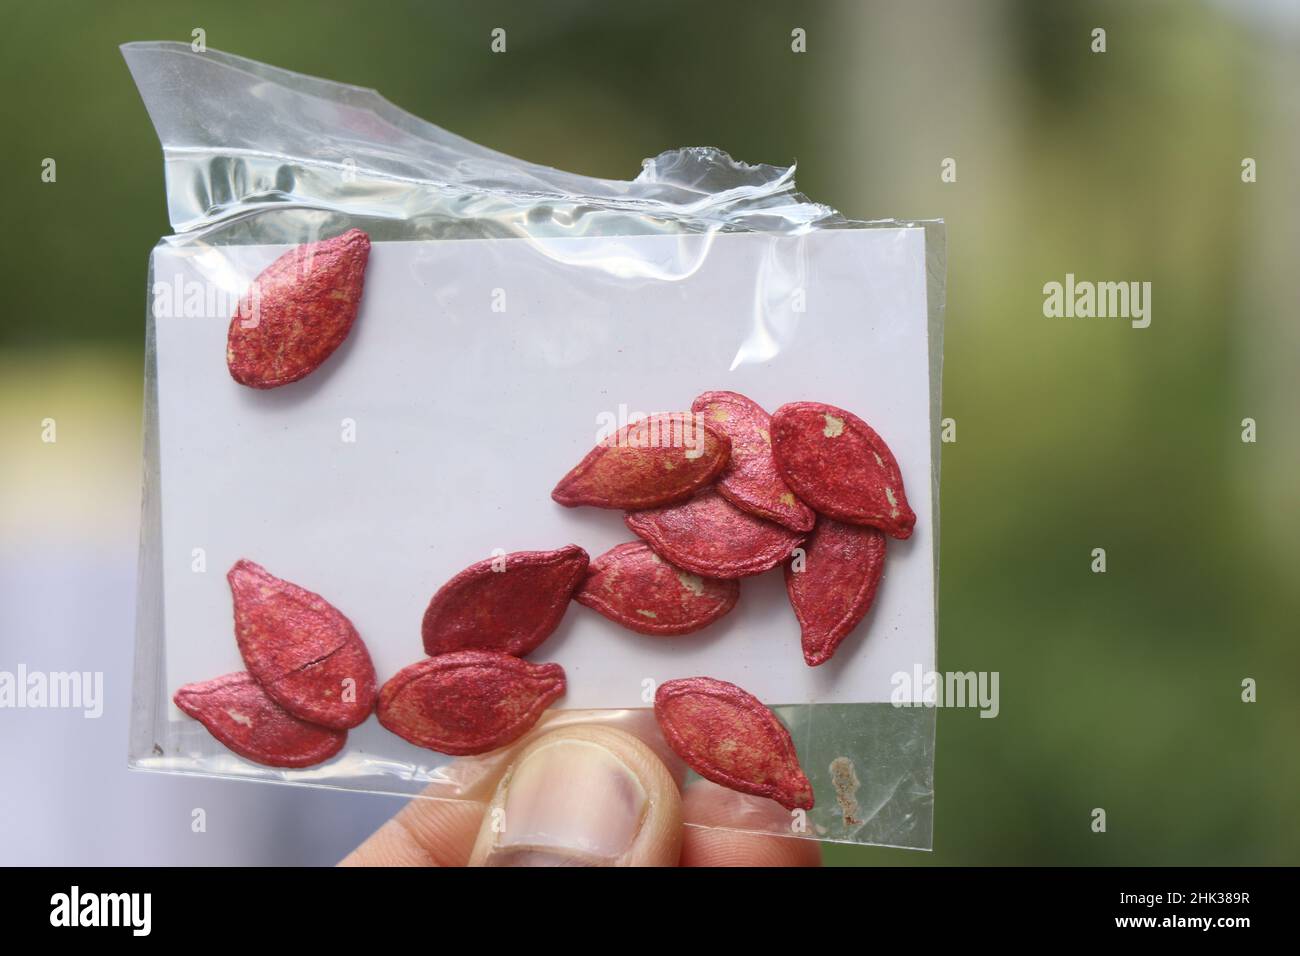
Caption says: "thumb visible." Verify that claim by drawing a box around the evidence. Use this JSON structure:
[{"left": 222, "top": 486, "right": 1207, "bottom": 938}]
[{"left": 467, "top": 725, "right": 682, "bottom": 866}]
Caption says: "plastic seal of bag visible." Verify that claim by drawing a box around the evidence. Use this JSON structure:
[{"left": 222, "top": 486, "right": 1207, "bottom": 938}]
[{"left": 123, "top": 41, "right": 944, "bottom": 850}]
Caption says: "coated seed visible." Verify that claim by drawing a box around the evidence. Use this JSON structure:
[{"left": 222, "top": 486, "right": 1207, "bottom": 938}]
[
  {"left": 551, "top": 412, "right": 731, "bottom": 510},
  {"left": 575, "top": 540, "right": 740, "bottom": 636},
  {"left": 692, "top": 390, "right": 815, "bottom": 532},
  {"left": 228, "top": 559, "right": 377, "bottom": 730},
  {"left": 770, "top": 401, "right": 916, "bottom": 539},
  {"left": 226, "top": 229, "right": 370, "bottom": 388},
  {"left": 421, "top": 545, "right": 589, "bottom": 657},
  {"left": 654, "top": 676, "right": 814, "bottom": 811},
  {"left": 377, "top": 651, "right": 567, "bottom": 755},
  {"left": 174, "top": 672, "right": 347, "bottom": 769},
  {"left": 625, "top": 488, "right": 805, "bottom": 579},
  {"left": 784, "top": 518, "right": 886, "bottom": 666}
]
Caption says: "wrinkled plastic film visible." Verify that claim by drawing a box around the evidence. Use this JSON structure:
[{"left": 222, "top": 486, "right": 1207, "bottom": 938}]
[{"left": 124, "top": 42, "right": 943, "bottom": 849}]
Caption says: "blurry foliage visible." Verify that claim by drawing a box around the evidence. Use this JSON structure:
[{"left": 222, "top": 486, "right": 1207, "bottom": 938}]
[{"left": 0, "top": 0, "right": 1295, "bottom": 865}]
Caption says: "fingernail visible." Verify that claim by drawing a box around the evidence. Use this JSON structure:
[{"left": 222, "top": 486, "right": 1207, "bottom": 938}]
[{"left": 485, "top": 739, "right": 647, "bottom": 867}]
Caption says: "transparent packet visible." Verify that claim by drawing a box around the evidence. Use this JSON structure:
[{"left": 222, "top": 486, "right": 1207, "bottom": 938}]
[{"left": 122, "top": 41, "right": 945, "bottom": 849}]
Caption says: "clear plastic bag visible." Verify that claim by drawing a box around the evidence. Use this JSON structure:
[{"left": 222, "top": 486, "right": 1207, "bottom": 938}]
[{"left": 123, "top": 41, "right": 944, "bottom": 849}]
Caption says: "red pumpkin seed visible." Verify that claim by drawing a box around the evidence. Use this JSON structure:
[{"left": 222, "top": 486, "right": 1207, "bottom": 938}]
[
  {"left": 770, "top": 401, "right": 916, "bottom": 539},
  {"left": 575, "top": 541, "right": 740, "bottom": 636},
  {"left": 551, "top": 412, "right": 731, "bottom": 510},
  {"left": 421, "top": 545, "right": 589, "bottom": 656},
  {"left": 174, "top": 672, "right": 347, "bottom": 769},
  {"left": 377, "top": 651, "right": 566, "bottom": 755},
  {"left": 691, "top": 390, "right": 815, "bottom": 532},
  {"left": 785, "top": 518, "right": 887, "bottom": 666},
  {"left": 625, "top": 488, "right": 805, "bottom": 579},
  {"left": 226, "top": 229, "right": 370, "bottom": 388},
  {"left": 654, "top": 676, "right": 814, "bottom": 811},
  {"left": 228, "top": 559, "right": 377, "bottom": 730}
]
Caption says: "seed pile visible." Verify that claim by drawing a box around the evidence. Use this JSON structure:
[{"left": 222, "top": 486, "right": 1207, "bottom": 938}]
[
  {"left": 568, "top": 391, "right": 913, "bottom": 666},
  {"left": 184, "top": 235, "right": 920, "bottom": 810}
]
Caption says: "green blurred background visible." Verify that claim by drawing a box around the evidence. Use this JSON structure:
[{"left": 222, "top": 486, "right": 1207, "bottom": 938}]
[{"left": 1, "top": 0, "right": 1296, "bottom": 865}]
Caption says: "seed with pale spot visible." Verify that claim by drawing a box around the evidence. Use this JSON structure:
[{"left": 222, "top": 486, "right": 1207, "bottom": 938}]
[
  {"left": 552, "top": 413, "right": 730, "bottom": 509},
  {"left": 691, "top": 391, "right": 815, "bottom": 532},
  {"left": 625, "top": 488, "right": 805, "bottom": 579},
  {"left": 575, "top": 541, "right": 739, "bottom": 636},
  {"left": 174, "top": 672, "right": 347, "bottom": 768},
  {"left": 771, "top": 401, "right": 916, "bottom": 539}
]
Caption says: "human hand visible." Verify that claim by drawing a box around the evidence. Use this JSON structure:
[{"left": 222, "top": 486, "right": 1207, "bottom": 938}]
[{"left": 340, "top": 724, "right": 821, "bottom": 867}]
